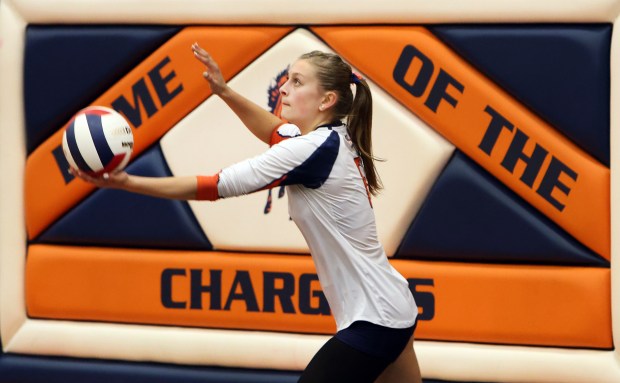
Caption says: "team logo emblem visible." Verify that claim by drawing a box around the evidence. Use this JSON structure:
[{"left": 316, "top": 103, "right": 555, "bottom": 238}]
[{"left": 268, "top": 67, "right": 289, "bottom": 118}]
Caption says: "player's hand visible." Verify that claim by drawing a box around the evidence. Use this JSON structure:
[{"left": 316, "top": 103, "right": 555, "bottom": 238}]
[
  {"left": 70, "top": 167, "right": 129, "bottom": 189},
  {"left": 192, "top": 42, "right": 228, "bottom": 95}
]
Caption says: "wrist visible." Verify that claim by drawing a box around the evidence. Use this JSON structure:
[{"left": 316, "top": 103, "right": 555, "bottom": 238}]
[
  {"left": 218, "top": 85, "right": 234, "bottom": 99},
  {"left": 115, "top": 173, "right": 132, "bottom": 191}
]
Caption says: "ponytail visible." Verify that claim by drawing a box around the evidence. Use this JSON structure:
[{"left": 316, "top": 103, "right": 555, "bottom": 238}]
[{"left": 348, "top": 77, "right": 382, "bottom": 196}]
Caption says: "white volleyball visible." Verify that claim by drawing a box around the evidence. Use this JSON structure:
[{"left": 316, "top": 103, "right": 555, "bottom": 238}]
[{"left": 62, "top": 106, "right": 134, "bottom": 176}]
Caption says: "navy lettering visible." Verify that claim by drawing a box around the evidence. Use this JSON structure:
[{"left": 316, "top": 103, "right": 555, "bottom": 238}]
[
  {"left": 536, "top": 156, "right": 578, "bottom": 211},
  {"left": 501, "top": 129, "right": 548, "bottom": 187},
  {"left": 52, "top": 144, "right": 74, "bottom": 184},
  {"left": 408, "top": 278, "right": 435, "bottom": 321},
  {"left": 161, "top": 268, "right": 186, "bottom": 309},
  {"left": 148, "top": 56, "right": 183, "bottom": 107},
  {"left": 263, "top": 272, "right": 296, "bottom": 313},
  {"left": 299, "top": 273, "right": 330, "bottom": 315},
  {"left": 111, "top": 78, "right": 158, "bottom": 128},
  {"left": 393, "top": 45, "right": 434, "bottom": 97},
  {"left": 424, "top": 69, "right": 464, "bottom": 113},
  {"left": 190, "top": 269, "right": 222, "bottom": 310},
  {"left": 163, "top": 269, "right": 433, "bottom": 320},
  {"left": 479, "top": 105, "right": 515, "bottom": 155},
  {"left": 224, "top": 271, "right": 259, "bottom": 312}
]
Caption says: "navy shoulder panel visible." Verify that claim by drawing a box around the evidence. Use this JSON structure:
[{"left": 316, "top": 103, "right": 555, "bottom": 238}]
[
  {"left": 430, "top": 24, "right": 611, "bottom": 165},
  {"left": 36, "top": 145, "right": 212, "bottom": 250},
  {"left": 395, "top": 151, "right": 608, "bottom": 266},
  {"left": 24, "top": 25, "right": 180, "bottom": 154},
  {"left": 283, "top": 130, "right": 340, "bottom": 189}
]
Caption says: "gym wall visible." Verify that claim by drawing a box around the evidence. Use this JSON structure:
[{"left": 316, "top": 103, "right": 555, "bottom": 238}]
[{"left": 1, "top": 0, "right": 618, "bottom": 382}]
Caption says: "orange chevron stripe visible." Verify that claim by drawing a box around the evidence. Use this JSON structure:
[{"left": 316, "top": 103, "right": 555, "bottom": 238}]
[
  {"left": 312, "top": 26, "right": 610, "bottom": 260},
  {"left": 26, "top": 245, "right": 611, "bottom": 348},
  {"left": 25, "top": 26, "right": 292, "bottom": 240}
]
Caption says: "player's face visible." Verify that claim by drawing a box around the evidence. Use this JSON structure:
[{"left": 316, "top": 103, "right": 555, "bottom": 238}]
[{"left": 279, "top": 59, "right": 326, "bottom": 130}]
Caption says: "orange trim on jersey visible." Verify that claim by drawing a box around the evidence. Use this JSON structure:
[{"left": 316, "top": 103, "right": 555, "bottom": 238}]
[
  {"left": 269, "top": 122, "right": 292, "bottom": 146},
  {"left": 26, "top": 245, "right": 611, "bottom": 348},
  {"left": 25, "top": 26, "right": 292, "bottom": 240},
  {"left": 354, "top": 157, "right": 372, "bottom": 207},
  {"left": 196, "top": 174, "right": 220, "bottom": 201},
  {"left": 312, "top": 26, "right": 610, "bottom": 260}
]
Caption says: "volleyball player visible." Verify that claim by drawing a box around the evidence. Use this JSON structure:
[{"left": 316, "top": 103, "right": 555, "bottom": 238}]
[{"left": 73, "top": 43, "right": 422, "bottom": 383}]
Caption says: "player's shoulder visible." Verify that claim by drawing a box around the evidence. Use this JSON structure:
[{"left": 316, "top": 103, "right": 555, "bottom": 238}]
[{"left": 274, "top": 123, "right": 301, "bottom": 140}]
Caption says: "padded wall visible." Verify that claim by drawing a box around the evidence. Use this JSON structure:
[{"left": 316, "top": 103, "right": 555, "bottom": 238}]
[
  {"left": 430, "top": 25, "right": 611, "bottom": 165},
  {"left": 2, "top": 1, "right": 619, "bottom": 383},
  {"left": 24, "top": 25, "right": 180, "bottom": 154},
  {"left": 38, "top": 145, "right": 213, "bottom": 250}
]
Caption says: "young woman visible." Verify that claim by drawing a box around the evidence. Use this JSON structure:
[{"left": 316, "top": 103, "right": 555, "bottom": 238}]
[{"left": 73, "top": 43, "right": 422, "bottom": 383}]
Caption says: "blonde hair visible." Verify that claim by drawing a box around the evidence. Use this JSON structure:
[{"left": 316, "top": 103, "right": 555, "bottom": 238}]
[{"left": 299, "top": 51, "right": 382, "bottom": 195}]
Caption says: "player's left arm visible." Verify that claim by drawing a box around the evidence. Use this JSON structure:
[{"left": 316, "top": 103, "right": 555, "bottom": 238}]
[{"left": 192, "top": 42, "right": 283, "bottom": 144}]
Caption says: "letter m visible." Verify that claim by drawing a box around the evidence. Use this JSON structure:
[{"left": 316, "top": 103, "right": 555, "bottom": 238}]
[{"left": 111, "top": 78, "right": 158, "bottom": 128}]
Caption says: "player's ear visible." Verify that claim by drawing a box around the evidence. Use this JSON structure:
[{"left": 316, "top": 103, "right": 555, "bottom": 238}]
[{"left": 320, "top": 91, "right": 337, "bottom": 111}]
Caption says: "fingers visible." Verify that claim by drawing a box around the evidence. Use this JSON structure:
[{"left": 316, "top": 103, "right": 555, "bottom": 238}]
[
  {"left": 69, "top": 167, "right": 96, "bottom": 183},
  {"left": 192, "top": 42, "right": 219, "bottom": 72},
  {"left": 69, "top": 167, "right": 109, "bottom": 186},
  {"left": 191, "top": 42, "right": 207, "bottom": 56},
  {"left": 191, "top": 42, "right": 212, "bottom": 65},
  {"left": 191, "top": 42, "right": 228, "bottom": 93}
]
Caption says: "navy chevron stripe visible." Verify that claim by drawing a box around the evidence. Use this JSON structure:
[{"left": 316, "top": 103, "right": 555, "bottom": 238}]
[
  {"left": 66, "top": 119, "right": 93, "bottom": 173},
  {"left": 87, "top": 114, "right": 115, "bottom": 167}
]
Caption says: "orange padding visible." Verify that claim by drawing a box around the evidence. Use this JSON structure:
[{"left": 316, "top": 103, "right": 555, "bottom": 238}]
[
  {"left": 25, "top": 26, "right": 292, "bottom": 240},
  {"left": 26, "top": 245, "right": 611, "bottom": 348},
  {"left": 313, "top": 26, "right": 610, "bottom": 260}
]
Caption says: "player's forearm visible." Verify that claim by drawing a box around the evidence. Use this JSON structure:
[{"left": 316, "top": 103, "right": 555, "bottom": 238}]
[
  {"left": 219, "top": 87, "right": 283, "bottom": 144},
  {"left": 122, "top": 175, "right": 199, "bottom": 200}
]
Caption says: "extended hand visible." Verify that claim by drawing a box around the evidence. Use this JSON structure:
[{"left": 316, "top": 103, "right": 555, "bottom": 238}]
[
  {"left": 192, "top": 42, "right": 228, "bottom": 95},
  {"left": 70, "top": 167, "right": 129, "bottom": 189}
]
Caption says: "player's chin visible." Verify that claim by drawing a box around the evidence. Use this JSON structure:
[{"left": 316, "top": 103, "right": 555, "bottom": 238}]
[{"left": 279, "top": 107, "right": 294, "bottom": 122}]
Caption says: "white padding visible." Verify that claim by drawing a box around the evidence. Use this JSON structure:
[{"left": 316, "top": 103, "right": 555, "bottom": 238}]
[
  {"left": 6, "top": 319, "right": 327, "bottom": 371},
  {"left": 161, "top": 29, "right": 454, "bottom": 255},
  {"left": 0, "top": 0, "right": 28, "bottom": 349},
  {"left": 370, "top": 84, "right": 454, "bottom": 256},
  {"left": 610, "top": 14, "right": 620, "bottom": 355},
  {"left": 5, "top": 318, "right": 620, "bottom": 382},
  {"left": 6, "top": 0, "right": 620, "bottom": 23},
  {"left": 418, "top": 341, "right": 620, "bottom": 383}
]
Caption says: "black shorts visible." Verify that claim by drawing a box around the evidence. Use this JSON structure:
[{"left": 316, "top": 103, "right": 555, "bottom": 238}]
[
  {"left": 298, "top": 320, "right": 417, "bottom": 383},
  {"left": 335, "top": 320, "right": 417, "bottom": 363}
]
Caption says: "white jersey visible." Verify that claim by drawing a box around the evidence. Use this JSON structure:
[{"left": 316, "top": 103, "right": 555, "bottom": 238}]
[{"left": 200, "top": 122, "right": 417, "bottom": 331}]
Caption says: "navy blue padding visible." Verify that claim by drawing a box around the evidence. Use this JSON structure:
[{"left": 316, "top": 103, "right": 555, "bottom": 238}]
[
  {"left": 429, "top": 25, "right": 611, "bottom": 166},
  {"left": 0, "top": 353, "right": 299, "bottom": 383},
  {"left": 36, "top": 145, "right": 212, "bottom": 250},
  {"left": 0, "top": 353, "right": 466, "bottom": 383},
  {"left": 24, "top": 25, "right": 180, "bottom": 154},
  {"left": 395, "top": 152, "right": 608, "bottom": 266}
]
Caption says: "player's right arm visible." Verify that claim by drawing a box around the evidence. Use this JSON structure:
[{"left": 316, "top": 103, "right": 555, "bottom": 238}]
[
  {"left": 192, "top": 42, "right": 283, "bottom": 145},
  {"left": 70, "top": 168, "right": 200, "bottom": 200}
]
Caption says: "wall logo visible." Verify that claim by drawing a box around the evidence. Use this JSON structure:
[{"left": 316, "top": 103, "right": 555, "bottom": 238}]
[{"left": 268, "top": 67, "right": 289, "bottom": 118}]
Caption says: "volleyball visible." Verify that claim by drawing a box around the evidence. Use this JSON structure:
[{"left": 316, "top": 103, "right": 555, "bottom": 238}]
[{"left": 62, "top": 106, "right": 134, "bottom": 177}]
